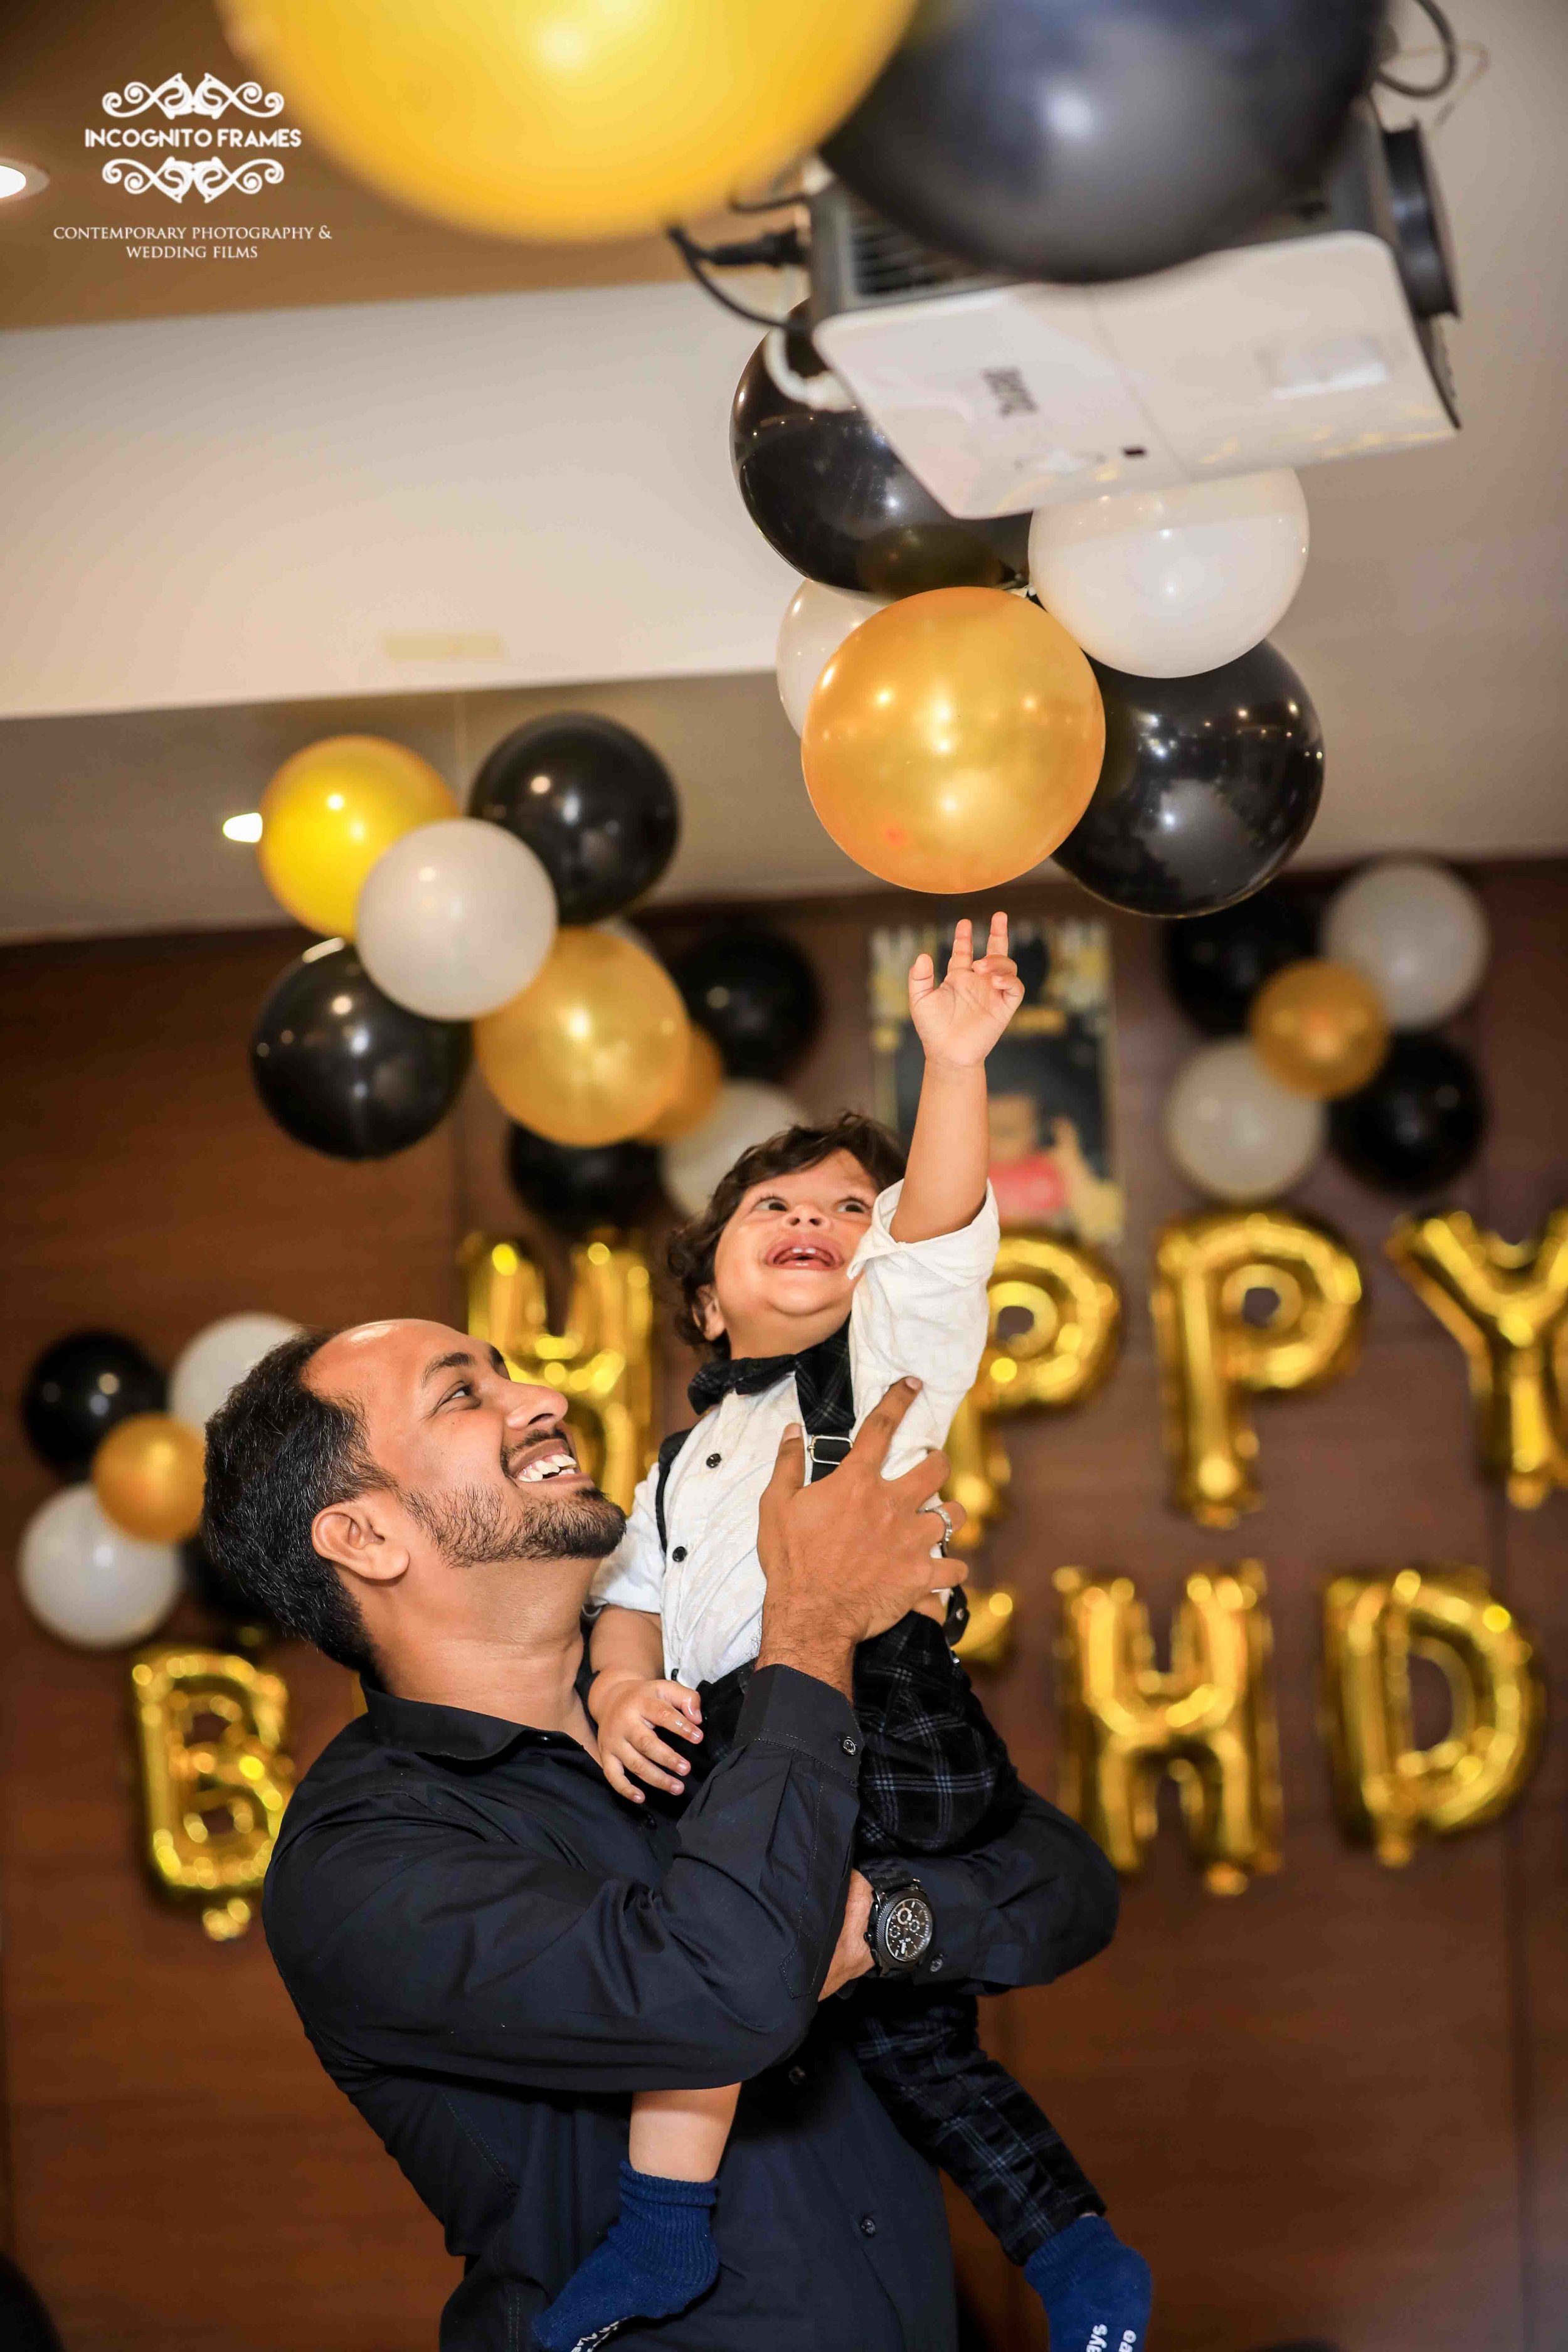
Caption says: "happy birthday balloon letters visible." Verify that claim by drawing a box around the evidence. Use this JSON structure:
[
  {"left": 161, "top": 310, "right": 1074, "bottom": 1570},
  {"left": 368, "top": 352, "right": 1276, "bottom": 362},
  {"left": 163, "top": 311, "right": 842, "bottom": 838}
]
[{"left": 132, "top": 1646, "right": 292, "bottom": 1940}]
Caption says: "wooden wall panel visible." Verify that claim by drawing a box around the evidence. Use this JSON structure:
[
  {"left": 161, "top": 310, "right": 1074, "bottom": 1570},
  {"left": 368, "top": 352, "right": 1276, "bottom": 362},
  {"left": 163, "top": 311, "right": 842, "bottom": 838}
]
[{"left": 0, "top": 872, "right": 1562, "bottom": 2352}]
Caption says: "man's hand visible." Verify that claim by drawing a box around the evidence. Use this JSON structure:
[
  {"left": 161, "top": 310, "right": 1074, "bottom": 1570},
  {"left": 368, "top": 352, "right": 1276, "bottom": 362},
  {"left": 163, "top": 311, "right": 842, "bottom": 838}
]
[
  {"left": 592, "top": 1672, "right": 702, "bottom": 1804},
  {"left": 818, "top": 1870, "right": 874, "bottom": 2000},
  {"left": 755, "top": 1379, "right": 963, "bottom": 1697}
]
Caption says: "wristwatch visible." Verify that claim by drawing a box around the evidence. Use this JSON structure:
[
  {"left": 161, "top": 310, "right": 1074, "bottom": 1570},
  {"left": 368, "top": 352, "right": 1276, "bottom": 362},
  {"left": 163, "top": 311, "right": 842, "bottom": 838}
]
[{"left": 862, "top": 1866, "right": 935, "bottom": 1976}]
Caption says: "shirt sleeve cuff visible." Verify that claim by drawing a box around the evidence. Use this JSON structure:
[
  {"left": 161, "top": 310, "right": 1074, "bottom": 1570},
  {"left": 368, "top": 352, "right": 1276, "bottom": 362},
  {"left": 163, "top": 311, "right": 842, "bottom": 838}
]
[
  {"left": 734, "top": 1665, "right": 864, "bottom": 1786},
  {"left": 849, "top": 1180, "right": 1001, "bottom": 1284}
]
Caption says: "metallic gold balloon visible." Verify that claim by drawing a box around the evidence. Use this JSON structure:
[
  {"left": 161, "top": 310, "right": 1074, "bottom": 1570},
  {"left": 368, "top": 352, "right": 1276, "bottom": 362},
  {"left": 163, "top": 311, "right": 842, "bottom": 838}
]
[
  {"left": 462, "top": 1230, "right": 655, "bottom": 1510},
  {"left": 636, "top": 1025, "right": 724, "bottom": 1145},
  {"left": 952, "top": 1586, "right": 1017, "bottom": 1672},
  {"left": 258, "top": 735, "right": 457, "bottom": 938},
  {"left": 131, "top": 1645, "right": 292, "bottom": 1938},
  {"left": 1054, "top": 1562, "right": 1282, "bottom": 1894},
  {"left": 946, "top": 1233, "right": 1121, "bottom": 1547},
  {"left": 474, "top": 928, "right": 689, "bottom": 1148},
  {"left": 93, "top": 1413, "right": 206, "bottom": 1544},
  {"left": 1249, "top": 958, "right": 1390, "bottom": 1099},
  {"left": 1152, "top": 1208, "right": 1363, "bottom": 1527},
  {"left": 1322, "top": 1566, "right": 1544, "bottom": 1867},
  {"left": 221, "top": 0, "right": 915, "bottom": 241},
  {"left": 1387, "top": 1207, "right": 1568, "bottom": 1508},
  {"left": 801, "top": 588, "right": 1105, "bottom": 893}
]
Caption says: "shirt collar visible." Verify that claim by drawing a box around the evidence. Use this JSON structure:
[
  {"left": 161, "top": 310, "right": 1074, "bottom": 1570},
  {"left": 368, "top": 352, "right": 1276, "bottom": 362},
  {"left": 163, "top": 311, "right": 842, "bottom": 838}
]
[{"left": 360, "top": 1632, "right": 599, "bottom": 1763}]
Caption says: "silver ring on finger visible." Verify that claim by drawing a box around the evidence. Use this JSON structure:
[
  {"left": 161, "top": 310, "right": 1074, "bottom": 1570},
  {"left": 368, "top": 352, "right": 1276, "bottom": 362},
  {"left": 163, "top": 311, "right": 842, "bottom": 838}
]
[{"left": 921, "top": 1498, "right": 955, "bottom": 1558}]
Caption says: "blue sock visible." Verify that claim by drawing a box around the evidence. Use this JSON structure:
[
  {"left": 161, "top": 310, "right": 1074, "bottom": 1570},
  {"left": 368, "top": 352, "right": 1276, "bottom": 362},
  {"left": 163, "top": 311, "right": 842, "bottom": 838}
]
[
  {"left": 1024, "top": 2215, "right": 1153, "bottom": 2352},
  {"left": 533, "top": 2161, "right": 719, "bottom": 2352}
]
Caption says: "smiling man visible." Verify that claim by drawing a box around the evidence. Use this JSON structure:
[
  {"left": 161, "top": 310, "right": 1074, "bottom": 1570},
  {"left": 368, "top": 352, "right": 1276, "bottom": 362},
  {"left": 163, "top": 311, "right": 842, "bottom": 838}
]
[{"left": 201, "top": 1320, "right": 1118, "bottom": 2352}]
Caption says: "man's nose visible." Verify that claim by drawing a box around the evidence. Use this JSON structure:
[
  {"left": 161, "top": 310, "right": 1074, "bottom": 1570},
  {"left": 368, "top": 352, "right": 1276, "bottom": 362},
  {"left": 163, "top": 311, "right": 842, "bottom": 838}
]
[{"left": 503, "top": 1382, "right": 571, "bottom": 1428}]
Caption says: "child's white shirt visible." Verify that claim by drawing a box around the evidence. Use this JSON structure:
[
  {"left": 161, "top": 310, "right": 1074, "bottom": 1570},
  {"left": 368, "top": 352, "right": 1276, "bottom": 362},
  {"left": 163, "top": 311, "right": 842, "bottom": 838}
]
[{"left": 590, "top": 1178, "right": 1000, "bottom": 1690}]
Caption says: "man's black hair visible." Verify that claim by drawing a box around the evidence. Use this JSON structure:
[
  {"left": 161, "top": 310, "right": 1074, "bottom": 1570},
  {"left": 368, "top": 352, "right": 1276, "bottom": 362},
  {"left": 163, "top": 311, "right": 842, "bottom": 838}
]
[{"left": 201, "top": 1328, "right": 386, "bottom": 1673}]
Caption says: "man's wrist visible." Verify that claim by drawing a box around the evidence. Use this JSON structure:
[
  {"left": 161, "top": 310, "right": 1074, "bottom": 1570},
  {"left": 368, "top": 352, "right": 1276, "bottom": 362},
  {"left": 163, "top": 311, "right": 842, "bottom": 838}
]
[{"left": 756, "top": 1600, "right": 857, "bottom": 1701}]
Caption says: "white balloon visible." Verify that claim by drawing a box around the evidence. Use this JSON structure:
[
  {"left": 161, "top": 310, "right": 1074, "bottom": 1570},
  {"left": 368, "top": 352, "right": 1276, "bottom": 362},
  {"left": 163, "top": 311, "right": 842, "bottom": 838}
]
[
  {"left": 1165, "top": 1039, "right": 1325, "bottom": 1202},
  {"left": 660, "top": 1081, "right": 806, "bottom": 1218},
  {"left": 170, "top": 1310, "right": 301, "bottom": 1431},
  {"left": 1323, "top": 858, "right": 1490, "bottom": 1028},
  {"left": 1029, "top": 471, "right": 1310, "bottom": 678},
  {"left": 18, "top": 1485, "right": 181, "bottom": 1650},
  {"left": 776, "top": 582, "right": 889, "bottom": 734},
  {"left": 357, "top": 818, "right": 558, "bottom": 1020}
]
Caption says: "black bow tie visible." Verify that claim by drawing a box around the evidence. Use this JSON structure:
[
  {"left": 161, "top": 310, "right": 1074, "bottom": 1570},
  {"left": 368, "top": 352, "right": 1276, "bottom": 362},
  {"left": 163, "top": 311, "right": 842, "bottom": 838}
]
[{"left": 688, "top": 1320, "right": 856, "bottom": 1477}]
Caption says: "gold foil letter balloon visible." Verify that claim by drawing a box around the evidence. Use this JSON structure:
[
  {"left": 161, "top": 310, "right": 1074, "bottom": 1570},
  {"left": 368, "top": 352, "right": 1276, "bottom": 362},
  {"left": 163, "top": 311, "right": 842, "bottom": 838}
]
[
  {"left": 946, "top": 1232, "right": 1122, "bottom": 1547},
  {"left": 801, "top": 588, "right": 1104, "bottom": 893},
  {"left": 131, "top": 1646, "right": 292, "bottom": 1940},
  {"left": 1054, "top": 1564, "right": 1281, "bottom": 1893},
  {"left": 462, "top": 1232, "right": 655, "bottom": 1513},
  {"left": 475, "top": 929, "right": 689, "bottom": 1149},
  {"left": 1387, "top": 1208, "right": 1568, "bottom": 1508},
  {"left": 1152, "top": 1209, "right": 1363, "bottom": 1527},
  {"left": 1322, "top": 1567, "right": 1543, "bottom": 1866}
]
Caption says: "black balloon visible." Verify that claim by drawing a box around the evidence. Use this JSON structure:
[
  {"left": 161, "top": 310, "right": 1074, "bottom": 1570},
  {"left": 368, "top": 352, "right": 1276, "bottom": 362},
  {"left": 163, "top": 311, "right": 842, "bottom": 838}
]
[
  {"left": 1163, "top": 891, "right": 1317, "bottom": 1034},
  {"left": 1053, "top": 642, "right": 1324, "bottom": 918},
  {"left": 470, "top": 714, "right": 679, "bottom": 924},
  {"left": 670, "top": 931, "right": 823, "bottom": 1081},
  {"left": 22, "top": 1330, "right": 166, "bottom": 1476},
  {"left": 506, "top": 1123, "right": 662, "bottom": 1235},
  {"left": 252, "top": 940, "right": 470, "bottom": 1161},
  {"left": 1328, "top": 1035, "right": 1486, "bottom": 1195},
  {"left": 731, "top": 337, "right": 1029, "bottom": 595},
  {"left": 824, "top": 0, "right": 1384, "bottom": 285}
]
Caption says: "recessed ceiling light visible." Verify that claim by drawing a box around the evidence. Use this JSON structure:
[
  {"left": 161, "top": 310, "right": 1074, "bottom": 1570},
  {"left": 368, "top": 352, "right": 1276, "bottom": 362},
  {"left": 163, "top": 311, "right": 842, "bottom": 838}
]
[
  {"left": 0, "top": 158, "right": 50, "bottom": 202},
  {"left": 221, "top": 811, "right": 263, "bottom": 842}
]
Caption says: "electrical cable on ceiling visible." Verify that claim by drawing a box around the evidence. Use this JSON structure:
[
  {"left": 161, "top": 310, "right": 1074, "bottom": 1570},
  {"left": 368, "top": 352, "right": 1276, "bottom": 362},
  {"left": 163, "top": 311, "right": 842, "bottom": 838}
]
[{"left": 1376, "top": 0, "right": 1461, "bottom": 98}]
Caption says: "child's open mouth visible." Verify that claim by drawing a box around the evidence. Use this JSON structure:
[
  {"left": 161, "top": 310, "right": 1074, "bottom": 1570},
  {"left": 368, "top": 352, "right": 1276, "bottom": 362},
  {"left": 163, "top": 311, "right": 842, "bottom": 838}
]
[{"left": 765, "top": 1241, "right": 842, "bottom": 1271}]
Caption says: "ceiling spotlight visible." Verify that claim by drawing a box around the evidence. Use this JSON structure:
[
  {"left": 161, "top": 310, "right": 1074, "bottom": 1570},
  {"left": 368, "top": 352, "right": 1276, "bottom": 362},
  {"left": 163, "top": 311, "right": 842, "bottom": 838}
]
[
  {"left": 0, "top": 158, "right": 50, "bottom": 202},
  {"left": 221, "top": 811, "right": 263, "bottom": 842}
]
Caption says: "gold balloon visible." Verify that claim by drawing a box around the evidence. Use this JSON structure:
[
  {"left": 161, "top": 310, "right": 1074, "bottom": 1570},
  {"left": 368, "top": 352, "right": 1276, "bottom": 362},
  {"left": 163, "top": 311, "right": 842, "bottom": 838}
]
[
  {"left": 952, "top": 1586, "right": 1018, "bottom": 1672},
  {"left": 1249, "top": 958, "right": 1390, "bottom": 1099},
  {"left": 475, "top": 930, "right": 688, "bottom": 1148},
  {"left": 93, "top": 1414, "right": 206, "bottom": 1543},
  {"left": 462, "top": 1229, "right": 657, "bottom": 1510},
  {"left": 946, "top": 1233, "right": 1121, "bottom": 1547},
  {"left": 1322, "top": 1566, "right": 1543, "bottom": 1867},
  {"left": 637, "top": 1025, "right": 724, "bottom": 1144},
  {"left": 1152, "top": 1208, "right": 1363, "bottom": 1527},
  {"left": 131, "top": 1646, "right": 293, "bottom": 1939},
  {"left": 1054, "top": 1563, "right": 1282, "bottom": 1894},
  {"left": 801, "top": 588, "right": 1105, "bottom": 893},
  {"left": 1387, "top": 1207, "right": 1568, "bottom": 1508},
  {"left": 258, "top": 734, "right": 457, "bottom": 938},
  {"left": 220, "top": 0, "right": 914, "bottom": 241}
]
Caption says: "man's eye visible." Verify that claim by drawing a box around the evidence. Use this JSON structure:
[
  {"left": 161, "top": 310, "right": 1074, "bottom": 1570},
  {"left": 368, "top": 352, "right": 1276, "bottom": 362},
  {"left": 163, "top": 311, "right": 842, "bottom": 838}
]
[{"left": 444, "top": 1382, "right": 475, "bottom": 1406}]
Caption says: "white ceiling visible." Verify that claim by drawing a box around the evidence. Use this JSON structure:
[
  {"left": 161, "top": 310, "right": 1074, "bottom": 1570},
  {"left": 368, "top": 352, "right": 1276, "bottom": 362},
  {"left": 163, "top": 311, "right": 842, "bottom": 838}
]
[{"left": 0, "top": 0, "right": 1564, "bottom": 940}]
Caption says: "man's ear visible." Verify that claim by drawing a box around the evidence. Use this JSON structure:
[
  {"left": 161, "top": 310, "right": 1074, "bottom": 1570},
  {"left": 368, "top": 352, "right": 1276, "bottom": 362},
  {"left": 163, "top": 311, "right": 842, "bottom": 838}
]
[
  {"left": 697, "top": 1286, "right": 726, "bottom": 1343},
  {"left": 311, "top": 1493, "right": 411, "bottom": 1589}
]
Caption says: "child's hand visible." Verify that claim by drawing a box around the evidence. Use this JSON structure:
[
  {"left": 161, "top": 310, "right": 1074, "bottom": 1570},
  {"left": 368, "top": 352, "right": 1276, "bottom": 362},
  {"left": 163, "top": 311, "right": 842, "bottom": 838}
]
[
  {"left": 591, "top": 1672, "right": 703, "bottom": 1803},
  {"left": 908, "top": 915, "right": 1025, "bottom": 1069}
]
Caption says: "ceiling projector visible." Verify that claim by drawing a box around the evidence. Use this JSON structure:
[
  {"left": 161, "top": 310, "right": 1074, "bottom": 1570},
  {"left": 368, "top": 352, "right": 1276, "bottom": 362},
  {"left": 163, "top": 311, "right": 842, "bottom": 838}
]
[{"left": 807, "top": 104, "right": 1459, "bottom": 519}]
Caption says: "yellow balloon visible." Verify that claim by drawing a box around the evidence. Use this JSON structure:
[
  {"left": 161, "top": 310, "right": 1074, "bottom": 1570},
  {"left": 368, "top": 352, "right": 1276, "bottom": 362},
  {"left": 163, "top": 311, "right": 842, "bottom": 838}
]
[
  {"left": 258, "top": 736, "right": 457, "bottom": 937},
  {"left": 1249, "top": 958, "right": 1389, "bottom": 1099},
  {"left": 93, "top": 1414, "right": 206, "bottom": 1544},
  {"left": 219, "top": 0, "right": 916, "bottom": 241},
  {"left": 476, "top": 928, "right": 689, "bottom": 1147},
  {"left": 801, "top": 588, "right": 1105, "bottom": 894},
  {"left": 637, "top": 1024, "right": 724, "bottom": 1143}
]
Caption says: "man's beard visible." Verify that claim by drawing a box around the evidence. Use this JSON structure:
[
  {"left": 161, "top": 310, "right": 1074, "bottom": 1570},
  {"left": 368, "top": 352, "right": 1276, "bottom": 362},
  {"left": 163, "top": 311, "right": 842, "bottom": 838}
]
[{"left": 405, "top": 1478, "right": 625, "bottom": 1570}]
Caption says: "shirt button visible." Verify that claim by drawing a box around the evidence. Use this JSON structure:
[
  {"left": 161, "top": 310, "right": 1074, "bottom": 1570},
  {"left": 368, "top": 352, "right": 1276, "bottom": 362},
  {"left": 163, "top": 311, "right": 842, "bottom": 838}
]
[
  {"left": 841, "top": 1734, "right": 859, "bottom": 1756},
  {"left": 928, "top": 1952, "right": 945, "bottom": 1974},
  {"left": 705, "top": 1452, "right": 722, "bottom": 1468},
  {"left": 671, "top": 1545, "right": 687, "bottom": 1562},
  {"left": 859, "top": 2215, "right": 877, "bottom": 2238},
  {"left": 787, "top": 2064, "right": 807, "bottom": 2087}
]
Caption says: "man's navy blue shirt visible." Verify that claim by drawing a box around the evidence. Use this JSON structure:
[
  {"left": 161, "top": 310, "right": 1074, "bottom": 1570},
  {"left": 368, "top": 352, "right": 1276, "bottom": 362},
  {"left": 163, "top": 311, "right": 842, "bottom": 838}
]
[{"left": 263, "top": 1661, "right": 1118, "bottom": 2351}]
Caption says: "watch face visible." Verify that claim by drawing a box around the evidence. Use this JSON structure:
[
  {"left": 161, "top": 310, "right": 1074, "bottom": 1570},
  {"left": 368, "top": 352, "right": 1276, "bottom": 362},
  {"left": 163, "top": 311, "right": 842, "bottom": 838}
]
[{"left": 878, "top": 1890, "right": 934, "bottom": 1968}]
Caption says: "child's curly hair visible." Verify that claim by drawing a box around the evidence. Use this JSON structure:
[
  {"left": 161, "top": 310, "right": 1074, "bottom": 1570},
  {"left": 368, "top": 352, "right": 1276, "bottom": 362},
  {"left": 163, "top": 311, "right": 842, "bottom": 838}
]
[{"left": 667, "top": 1110, "right": 907, "bottom": 1357}]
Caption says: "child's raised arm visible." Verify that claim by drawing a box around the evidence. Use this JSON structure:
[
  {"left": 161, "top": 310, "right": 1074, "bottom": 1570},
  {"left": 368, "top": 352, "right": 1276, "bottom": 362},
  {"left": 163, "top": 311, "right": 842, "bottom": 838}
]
[{"left": 890, "top": 914, "right": 1024, "bottom": 1244}]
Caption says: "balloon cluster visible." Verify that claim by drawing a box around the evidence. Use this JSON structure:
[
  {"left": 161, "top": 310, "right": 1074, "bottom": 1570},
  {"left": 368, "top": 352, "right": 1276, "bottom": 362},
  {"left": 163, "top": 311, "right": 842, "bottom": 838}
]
[
  {"left": 248, "top": 718, "right": 691, "bottom": 1159},
  {"left": 1162, "top": 862, "right": 1491, "bottom": 1202},
  {"left": 16, "top": 1315, "right": 299, "bottom": 1651},
  {"left": 748, "top": 346, "right": 1322, "bottom": 911}
]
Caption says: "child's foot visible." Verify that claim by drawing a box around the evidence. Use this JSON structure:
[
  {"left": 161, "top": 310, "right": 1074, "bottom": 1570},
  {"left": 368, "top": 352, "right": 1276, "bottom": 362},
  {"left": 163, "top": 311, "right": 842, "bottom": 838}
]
[
  {"left": 1024, "top": 2215, "right": 1153, "bottom": 2352},
  {"left": 532, "top": 2163, "right": 719, "bottom": 2352}
]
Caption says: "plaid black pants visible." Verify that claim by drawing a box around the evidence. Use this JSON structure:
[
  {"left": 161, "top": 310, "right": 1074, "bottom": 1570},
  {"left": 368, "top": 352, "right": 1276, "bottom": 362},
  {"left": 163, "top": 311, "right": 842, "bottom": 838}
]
[{"left": 697, "top": 1611, "right": 1104, "bottom": 2264}]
